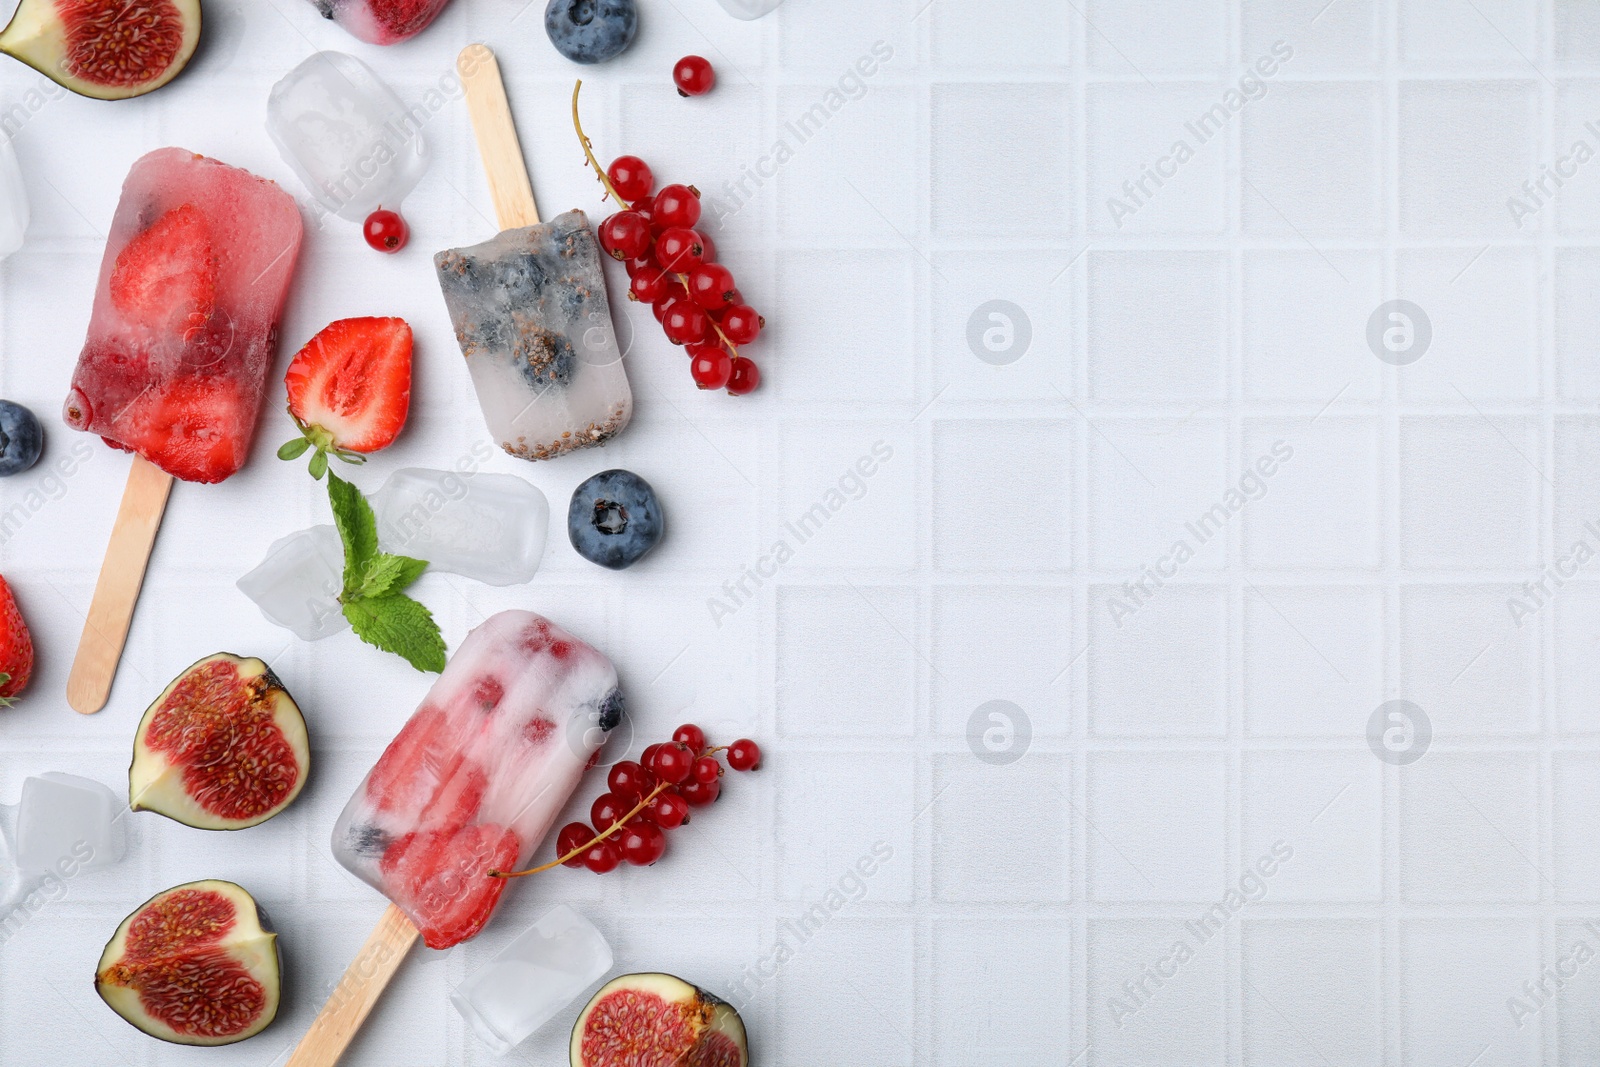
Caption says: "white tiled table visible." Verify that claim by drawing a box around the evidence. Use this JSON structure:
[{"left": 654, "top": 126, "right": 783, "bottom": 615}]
[{"left": 1, "top": 0, "right": 1598, "bottom": 1064}]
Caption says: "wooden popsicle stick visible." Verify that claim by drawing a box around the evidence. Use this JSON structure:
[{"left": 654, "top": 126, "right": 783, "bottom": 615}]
[
  {"left": 66, "top": 455, "right": 174, "bottom": 714},
  {"left": 285, "top": 905, "right": 419, "bottom": 1067},
  {"left": 457, "top": 44, "right": 542, "bottom": 230}
]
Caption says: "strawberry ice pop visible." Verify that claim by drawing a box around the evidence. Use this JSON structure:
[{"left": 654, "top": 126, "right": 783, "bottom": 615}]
[
  {"left": 331, "top": 611, "right": 623, "bottom": 949},
  {"left": 62, "top": 149, "right": 302, "bottom": 716},
  {"left": 63, "top": 148, "right": 303, "bottom": 483},
  {"left": 308, "top": 0, "right": 454, "bottom": 45}
]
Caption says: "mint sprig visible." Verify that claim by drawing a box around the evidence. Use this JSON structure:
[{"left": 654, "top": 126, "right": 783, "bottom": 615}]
[{"left": 327, "top": 471, "right": 446, "bottom": 673}]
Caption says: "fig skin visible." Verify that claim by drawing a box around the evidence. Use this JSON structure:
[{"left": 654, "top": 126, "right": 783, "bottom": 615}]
[
  {"left": 129, "top": 653, "right": 311, "bottom": 831},
  {"left": 95, "top": 879, "right": 281, "bottom": 1046}
]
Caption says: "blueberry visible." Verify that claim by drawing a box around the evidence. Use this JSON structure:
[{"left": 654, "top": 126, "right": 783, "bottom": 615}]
[
  {"left": 545, "top": 0, "right": 638, "bottom": 65},
  {"left": 568, "top": 469, "right": 663, "bottom": 570},
  {"left": 0, "top": 401, "right": 42, "bottom": 476},
  {"left": 511, "top": 319, "right": 575, "bottom": 388},
  {"left": 499, "top": 252, "right": 549, "bottom": 305}
]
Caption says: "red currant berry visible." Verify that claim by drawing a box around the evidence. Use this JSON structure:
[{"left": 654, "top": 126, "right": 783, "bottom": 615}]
[
  {"left": 644, "top": 791, "right": 690, "bottom": 829},
  {"left": 626, "top": 250, "right": 659, "bottom": 278},
  {"left": 692, "top": 755, "right": 722, "bottom": 784},
  {"left": 687, "top": 263, "right": 737, "bottom": 310},
  {"left": 720, "top": 304, "right": 763, "bottom": 345},
  {"left": 653, "top": 184, "right": 702, "bottom": 229},
  {"left": 726, "top": 357, "right": 761, "bottom": 396},
  {"left": 608, "top": 760, "right": 651, "bottom": 801},
  {"left": 618, "top": 821, "right": 667, "bottom": 866},
  {"left": 679, "top": 775, "right": 721, "bottom": 806},
  {"left": 656, "top": 227, "right": 706, "bottom": 272},
  {"left": 690, "top": 346, "right": 733, "bottom": 389},
  {"left": 727, "top": 738, "right": 762, "bottom": 771},
  {"left": 630, "top": 265, "right": 670, "bottom": 304},
  {"left": 697, "top": 231, "right": 717, "bottom": 263},
  {"left": 672, "top": 723, "right": 706, "bottom": 752},
  {"left": 582, "top": 838, "right": 622, "bottom": 873},
  {"left": 649, "top": 741, "right": 695, "bottom": 784},
  {"left": 599, "top": 211, "right": 652, "bottom": 261},
  {"left": 591, "top": 792, "right": 629, "bottom": 833},
  {"left": 557, "top": 822, "right": 593, "bottom": 867},
  {"left": 673, "top": 55, "right": 715, "bottom": 97},
  {"left": 652, "top": 279, "right": 688, "bottom": 323},
  {"left": 661, "top": 298, "right": 710, "bottom": 345},
  {"left": 640, "top": 743, "right": 664, "bottom": 769},
  {"left": 363, "top": 209, "right": 408, "bottom": 253},
  {"left": 607, "top": 155, "right": 654, "bottom": 202}
]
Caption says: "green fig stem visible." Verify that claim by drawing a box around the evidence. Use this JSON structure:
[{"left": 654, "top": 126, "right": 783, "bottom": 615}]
[{"left": 490, "top": 780, "right": 671, "bottom": 878}]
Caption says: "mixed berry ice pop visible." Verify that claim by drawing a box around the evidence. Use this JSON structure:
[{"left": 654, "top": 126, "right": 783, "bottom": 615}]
[
  {"left": 63, "top": 148, "right": 304, "bottom": 483},
  {"left": 331, "top": 611, "right": 623, "bottom": 949}
]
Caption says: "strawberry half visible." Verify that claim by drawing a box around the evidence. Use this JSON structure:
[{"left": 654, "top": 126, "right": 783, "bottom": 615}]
[
  {"left": 123, "top": 376, "right": 252, "bottom": 483},
  {"left": 280, "top": 317, "right": 412, "bottom": 480},
  {"left": 109, "top": 204, "right": 218, "bottom": 337},
  {"left": 0, "top": 576, "right": 34, "bottom": 705}
]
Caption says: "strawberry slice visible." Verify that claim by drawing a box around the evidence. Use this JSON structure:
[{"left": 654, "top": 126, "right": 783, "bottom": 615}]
[
  {"left": 110, "top": 204, "right": 218, "bottom": 336},
  {"left": 366, "top": 705, "right": 449, "bottom": 816},
  {"left": 281, "top": 317, "right": 412, "bottom": 480},
  {"left": 121, "top": 375, "right": 251, "bottom": 483},
  {"left": 379, "top": 823, "right": 519, "bottom": 948},
  {"left": 0, "top": 576, "right": 34, "bottom": 705}
]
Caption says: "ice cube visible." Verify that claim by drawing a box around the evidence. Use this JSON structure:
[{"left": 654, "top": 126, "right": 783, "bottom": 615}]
[
  {"left": 0, "top": 135, "right": 27, "bottom": 261},
  {"left": 237, "top": 525, "right": 349, "bottom": 641},
  {"left": 372, "top": 467, "right": 549, "bottom": 586},
  {"left": 435, "top": 210, "right": 633, "bottom": 462},
  {"left": 16, "top": 774, "right": 124, "bottom": 874},
  {"left": 266, "top": 51, "right": 430, "bottom": 223},
  {"left": 450, "top": 905, "right": 612, "bottom": 1054},
  {"left": 716, "top": 0, "right": 784, "bottom": 17}
]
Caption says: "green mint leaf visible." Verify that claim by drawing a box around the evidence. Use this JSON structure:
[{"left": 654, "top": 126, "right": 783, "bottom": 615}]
[
  {"left": 355, "top": 553, "right": 428, "bottom": 601},
  {"left": 277, "top": 437, "right": 310, "bottom": 460},
  {"left": 343, "top": 594, "right": 446, "bottom": 673},
  {"left": 327, "top": 472, "right": 380, "bottom": 596}
]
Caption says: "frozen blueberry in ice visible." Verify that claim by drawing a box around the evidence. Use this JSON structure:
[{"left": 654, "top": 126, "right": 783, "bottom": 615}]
[
  {"left": 568, "top": 469, "right": 662, "bottom": 570},
  {"left": 545, "top": 0, "right": 638, "bottom": 65},
  {"left": 0, "top": 401, "right": 42, "bottom": 476},
  {"left": 511, "top": 318, "right": 575, "bottom": 387}
]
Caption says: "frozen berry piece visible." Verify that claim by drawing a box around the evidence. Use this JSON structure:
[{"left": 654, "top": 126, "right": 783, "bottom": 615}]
[
  {"left": 0, "top": 401, "right": 42, "bottom": 476},
  {"left": 568, "top": 469, "right": 664, "bottom": 570},
  {"left": 544, "top": 0, "right": 637, "bottom": 64}
]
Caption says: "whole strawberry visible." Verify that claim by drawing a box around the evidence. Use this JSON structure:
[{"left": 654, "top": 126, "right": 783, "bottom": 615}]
[
  {"left": 280, "top": 317, "right": 413, "bottom": 479},
  {"left": 0, "top": 577, "right": 34, "bottom": 704}
]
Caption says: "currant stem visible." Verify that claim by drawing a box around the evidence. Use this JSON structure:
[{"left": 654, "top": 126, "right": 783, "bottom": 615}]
[{"left": 489, "top": 780, "right": 671, "bottom": 878}]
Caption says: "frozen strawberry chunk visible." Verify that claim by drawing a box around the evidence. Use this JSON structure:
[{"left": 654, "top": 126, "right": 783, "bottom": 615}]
[{"left": 379, "top": 823, "right": 518, "bottom": 949}]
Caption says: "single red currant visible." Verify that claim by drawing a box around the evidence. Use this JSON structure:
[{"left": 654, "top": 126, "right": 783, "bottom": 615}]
[
  {"left": 656, "top": 227, "right": 706, "bottom": 272},
  {"left": 726, "top": 357, "right": 761, "bottom": 396},
  {"left": 640, "top": 743, "right": 664, "bottom": 769},
  {"left": 692, "top": 755, "right": 722, "bottom": 784},
  {"left": 727, "top": 738, "right": 762, "bottom": 771},
  {"left": 626, "top": 249, "right": 659, "bottom": 277},
  {"left": 687, "top": 263, "right": 737, "bottom": 310},
  {"left": 630, "top": 265, "right": 671, "bottom": 304},
  {"left": 720, "top": 304, "right": 763, "bottom": 345},
  {"left": 608, "top": 760, "right": 652, "bottom": 801},
  {"left": 649, "top": 741, "right": 695, "bottom": 784},
  {"left": 652, "top": 279, "right": 689, "bottom": 323},
  {"left": 661, "top": 298, "right": 710, "bottom": 345},
  {"left": 653, "top": 184, "right": 702, "bottom": 229},
  {"left": 679, "top": 776, "right": 721, "bottom": 806},
  {"left": 591, "top": 792, "right": 628, "bottom": 833},
  {"left": 674, "top": 55, "right": 715, "bottom": 97},
  {"left": 582, "top": 838, "right": 622, "bottom": 873},
  {"left": 363, "top": 209, "right": 408, "bottom": 253},
  {"left": 618, "top": 821, "right": 667, "bottom": 865},
  {"left": 690, "top": 346, "right": 734, "bottom": 389},
  {"left": 672, "top": 724, "right": 706, "bottom": 752},
  {"left": 558, "top": 822, "right": 593, "bottom": 867},
  {"left": 644, "top": 791, "right": 690, "bottom": 829},
  {"left": 599, "top": 211, "right": 652, "bottom": 261},
  {"left": 608, "top": 155, "right": 654, "bottom": 202}
]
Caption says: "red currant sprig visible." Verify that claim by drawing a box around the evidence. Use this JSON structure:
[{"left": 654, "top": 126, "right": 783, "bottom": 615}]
[
  {"left": 491, "top": 725, "right": 763, "bottom": 877},
  {"left": 572, "top": 80, "right": 763, "bottom": 396}
]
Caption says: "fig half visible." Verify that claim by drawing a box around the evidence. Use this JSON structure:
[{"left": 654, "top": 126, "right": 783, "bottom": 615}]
[
  {"left": 130, "top": 653, "right": 310, "bottom": 830},
  {"left": 95, "top": 879, "right": 281, "bottom": 1046},
  {"left": 571, "top": 973, "right": 750, "bottom": 1067},
  {"left": 0, "top": 0, "right": 201, "bottom": 101}
]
